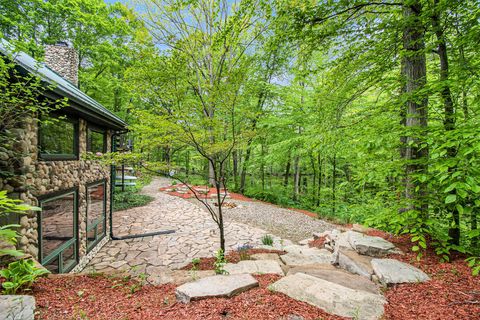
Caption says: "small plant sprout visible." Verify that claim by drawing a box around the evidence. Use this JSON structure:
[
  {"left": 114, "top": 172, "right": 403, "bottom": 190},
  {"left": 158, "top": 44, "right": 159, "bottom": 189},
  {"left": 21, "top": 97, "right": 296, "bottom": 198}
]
[
  {"left": 237, "top": 244, "right": 253, "bottom": 260},
  {"left": 214, "top": 249, "right": 228, "bottom": 275},
  {"left": 261, "top": 234, "right": 274, "bottom": 246},
  {"left": 191, "top": 258, "right": 201, "bottom": 271}
]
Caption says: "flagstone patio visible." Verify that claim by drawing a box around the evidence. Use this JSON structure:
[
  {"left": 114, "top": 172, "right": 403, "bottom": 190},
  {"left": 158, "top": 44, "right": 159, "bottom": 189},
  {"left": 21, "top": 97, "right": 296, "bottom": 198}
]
[{"left": 83, "top": 178, "right": 285, "bottom": 281}]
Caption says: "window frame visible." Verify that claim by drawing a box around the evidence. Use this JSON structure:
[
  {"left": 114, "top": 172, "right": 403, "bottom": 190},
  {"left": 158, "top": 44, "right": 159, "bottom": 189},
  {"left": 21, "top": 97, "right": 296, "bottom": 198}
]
[
  {"left": 38, "top": 114, "right": 79, "bottom": 161},
  {"left": 86, "top": 179, "right": 107, "bottom": 252},
  {"left": 86, "top": 125, "right": 107, "bottom": 154},
  {"left": 37, "top": 188, "right": 79, "bottom": 273}
]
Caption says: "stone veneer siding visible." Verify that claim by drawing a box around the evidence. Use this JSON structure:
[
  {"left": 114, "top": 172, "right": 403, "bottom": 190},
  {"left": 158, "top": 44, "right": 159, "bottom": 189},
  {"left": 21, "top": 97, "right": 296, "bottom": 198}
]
[{"left": 0, "top": 115, "right": 112, "bottom": 271}]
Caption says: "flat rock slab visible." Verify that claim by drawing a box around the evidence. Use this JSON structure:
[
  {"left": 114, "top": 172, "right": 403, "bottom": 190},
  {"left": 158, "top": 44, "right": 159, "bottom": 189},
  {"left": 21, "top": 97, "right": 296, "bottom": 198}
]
[
  {"left": 287, "top": 264, "right": 380, "bottom": 294},
  {"left": 224, "top": 260, "right": 284, "bottom": 275},
  {"left": 371, "top": 259, "right": 430, "bottom": 285},
  {"left": 269, "top": 273, "right": 386, "bottom": 320},
  {"left": 348, "top": 232, "right": 397, "bottom": 257},
  {"left": 150, "top": 269, "right": 216, "bottom": 285},
  {"left": 334, "top": 248, "right": 374, "bottom": 279},
  {"left": 281, "top": 249, "right": 333, "bottom": 266},
  {"left": 250, "top": 253, "right": 281, "bottom": 262},
  {"left": 0, "top": 295, "right": 35, "bottom": 320},
  {"left": 176, "top": 274, "right": 258, "bottom": 303}
]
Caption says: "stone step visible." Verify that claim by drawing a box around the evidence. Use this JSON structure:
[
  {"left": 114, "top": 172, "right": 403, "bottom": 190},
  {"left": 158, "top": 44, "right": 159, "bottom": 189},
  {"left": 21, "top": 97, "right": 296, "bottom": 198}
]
[
  {"left": 371, "top": 258, "right": 430, "bottom": 285},
  {"left": 175, "top": 274, "right": 258, "bottom": 303},
  {"left": 333, "top": 248, "right": 374, "bottom": 279},
  {"left": 224, "top": 260, "right": 284, "bottom": 275},
  {"left": 281, "top": 246, "right": 333, "bottom": 266},
  {"left": 287, "top": 264, "right": 381, "bottom": 294},
  {"left": 269, "top": 273, "right": 386, "bottom": 320},
  {"left": 250, "top": 253, "right": 281, "bottom": 262},
  {"left": 0, "top": 295, "right": 35, "bottom": 320},
  {"left": 347, "top": 231, "right": 398, "bottom": 257}
]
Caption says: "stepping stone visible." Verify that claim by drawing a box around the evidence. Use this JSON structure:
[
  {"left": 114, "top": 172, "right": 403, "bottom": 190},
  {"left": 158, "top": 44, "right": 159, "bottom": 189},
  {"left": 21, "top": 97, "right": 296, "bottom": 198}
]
[
  {"left": 371, "top": 259, "right": 430, "bottom": 285},
  {"left": 175, "top": 274, "right": 258, "bottom": 303},
  {"left": 0, "top": 295, "right": 35, "bottom": 320},
  {"left": 224, "top": 260, "right": 284, "bottom": 275},
  {"left": 281, "top": 248, "right": 333, "bottom": 267},
  {"left": 269, "top": 273, "right": 386, "bottom": 320},
  {"left": 333, "top": 248, "right": 374, "bottom": 279},
  {"left": 287, "top": 264, "right": 380, "bottom": 294},
  {"left": 348, "top": 232, "right": 397, "bottom": 257},
  {"left": 250, "top": 253, "right": 281, "bottom": 262}
]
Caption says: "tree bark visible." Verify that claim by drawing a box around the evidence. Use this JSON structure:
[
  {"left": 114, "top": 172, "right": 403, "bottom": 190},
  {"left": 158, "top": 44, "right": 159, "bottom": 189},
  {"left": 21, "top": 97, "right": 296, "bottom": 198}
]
[
  {"left": 402, "top": 1, "right": 428, "bottom": 212},
  {"left": 284, "top": 153, "right": 291, "bottom": 188},
  {"left": 293, "top": 155, "right": 300, "bottom": 201},
  {"left": 432, "top": 1, "right": 459, "bottom": 244}
]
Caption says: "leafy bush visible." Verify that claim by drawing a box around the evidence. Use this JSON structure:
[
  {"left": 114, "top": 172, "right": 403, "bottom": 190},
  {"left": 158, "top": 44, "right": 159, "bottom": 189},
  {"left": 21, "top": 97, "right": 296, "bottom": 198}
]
[
  {"left": 237, "top": 244, "right": 253, "bottom": 260},
  {"left": 0, "top": 259, "right": 49, "bottom": 294},
  {"left": 113, "top": 190, "right": 154, "bottom": 211},
  {"left": 261, "top": 234, "right": 274, "bottom": 246},
  {"left": 0, "top": 190, "right": 40, "bottom": 258}
]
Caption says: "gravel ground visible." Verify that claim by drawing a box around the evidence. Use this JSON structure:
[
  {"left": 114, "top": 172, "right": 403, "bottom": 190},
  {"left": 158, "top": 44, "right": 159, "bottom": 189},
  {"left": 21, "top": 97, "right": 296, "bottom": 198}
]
[{"left": 222, "top": 200, "right": 337, "bottom": 243}]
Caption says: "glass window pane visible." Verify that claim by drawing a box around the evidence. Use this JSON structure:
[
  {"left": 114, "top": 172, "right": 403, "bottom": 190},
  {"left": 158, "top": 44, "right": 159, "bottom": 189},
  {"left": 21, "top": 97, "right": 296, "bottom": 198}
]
[
  {"left": 41, "top": 193, "right": 75, "bottom": 261},
  {"left": 44, "top": 257, "right": 59, "bottom": 274},
  {"left": 87, "top": 183, "right": 106, "bottom": 250},
  {"left": 40, "top": 118, "right": 76, "bottom": 156},
  {"left": 88, "top": 129, "right": 105, "bottom": 153},
  {"left": 62, "top": 243, "right": 77, "bottom": 272}
]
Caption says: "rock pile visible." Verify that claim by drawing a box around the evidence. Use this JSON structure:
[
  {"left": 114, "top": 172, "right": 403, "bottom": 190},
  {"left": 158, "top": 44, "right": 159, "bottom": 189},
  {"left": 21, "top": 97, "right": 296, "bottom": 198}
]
[{"left": 174, "top": 226, "right": 430, "bottom": 320}]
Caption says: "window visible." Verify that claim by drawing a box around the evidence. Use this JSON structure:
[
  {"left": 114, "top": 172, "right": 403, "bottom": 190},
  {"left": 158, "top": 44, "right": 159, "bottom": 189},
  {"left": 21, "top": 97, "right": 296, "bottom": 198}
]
[
  {"left": 39, "top": 116, "right": 78, "bottom": 160},
  {"left": 87, "top": 127, "right": 106, "bottom": 153},
  {"left": 39, "top": 190, "right": 78, "bottom": 273},
  {"left": 86, "top": 181, "right": 106, "bottom": 252}
]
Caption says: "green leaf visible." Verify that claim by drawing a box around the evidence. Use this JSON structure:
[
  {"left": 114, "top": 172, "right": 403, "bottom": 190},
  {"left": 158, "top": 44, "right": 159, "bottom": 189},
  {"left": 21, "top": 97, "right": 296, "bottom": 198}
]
[{"left": 445, "top": 194, "right": 457, "bottom": 204}]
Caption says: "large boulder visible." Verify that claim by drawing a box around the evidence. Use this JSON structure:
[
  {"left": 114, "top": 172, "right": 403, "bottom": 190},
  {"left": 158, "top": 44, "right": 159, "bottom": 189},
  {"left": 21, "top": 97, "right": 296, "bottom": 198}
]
[
  {"left": 269, "top": 273, "right": 386, "bottom": 320},
  {"left": 224, "top": 260, "right": 284, "bottom": 276},
  {"left": 0, "top": 295, "right": 35, "bottom": 320},
  {"left": 347, "top": 232, "right": 398, "bottom": 257},
  {"left": 333, "top": 248, "right": 374, "bottom": 279},
  {"left": 287, "top": 264, "right": 380, "bottom": 294},
  {"left": 371, "top": 259, "right": 430, "bottom": 285},
  {"left": 280, "top": 248, "right": 333, "bottom": 267},
  {"left": 175, "top": 274, "right": 258, "bottom": 303},
  {"left": 250, "top": 253, "right": 281, "bottom": 262}
]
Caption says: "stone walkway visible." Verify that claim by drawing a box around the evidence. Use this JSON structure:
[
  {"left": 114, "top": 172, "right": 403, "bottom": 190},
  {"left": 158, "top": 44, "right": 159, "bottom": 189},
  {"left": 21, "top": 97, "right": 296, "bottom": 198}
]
[{"left": 84, "top": 178, "right": 284, "bottom": 280}]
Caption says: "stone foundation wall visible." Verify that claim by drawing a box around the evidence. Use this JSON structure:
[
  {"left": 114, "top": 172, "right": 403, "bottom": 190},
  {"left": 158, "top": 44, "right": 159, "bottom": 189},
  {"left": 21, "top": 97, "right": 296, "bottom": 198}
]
[{"left": 0, "top": 116, "right": 113, "bottom": 270}]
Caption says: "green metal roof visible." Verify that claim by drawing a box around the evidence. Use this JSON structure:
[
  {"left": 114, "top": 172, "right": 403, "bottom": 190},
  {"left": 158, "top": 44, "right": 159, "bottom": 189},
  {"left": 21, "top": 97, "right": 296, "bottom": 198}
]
[{"left": 0, "top": 39, "right": 127, "bottom": 130}]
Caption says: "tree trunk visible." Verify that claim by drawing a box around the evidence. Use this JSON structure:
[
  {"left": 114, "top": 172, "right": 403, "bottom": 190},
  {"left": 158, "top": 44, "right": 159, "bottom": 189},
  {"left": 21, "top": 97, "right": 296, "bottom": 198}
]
[
  {"left": 293, "top": 156, "right": 300, "bottom": 201},
  {"left": 260, "top": 142, "right": 265, "bottom": 191},
  {"left": 232, "top": 150, "right": 238, "bottom": 190},
  {"left": 240, "top": 138, "right": 253, "bottom": 193},
  {"left": 316, "top": 155, "right": 322, "bottom": 207},
  {"left": 402, "top": 1, "right": 428, "bottom": 212},
  {"left": 332, "top": 154, "right": 336, "bottom": 215},
  {"left": 284, "top": 154, "right": 291, "bottom": 188},
  {"left": 432, "top": 2, "right": 459, "bottom": 245}
]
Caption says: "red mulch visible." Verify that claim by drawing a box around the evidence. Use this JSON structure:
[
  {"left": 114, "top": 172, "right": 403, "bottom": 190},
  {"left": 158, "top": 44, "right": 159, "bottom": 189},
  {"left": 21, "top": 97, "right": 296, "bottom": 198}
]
[
  {"left": 364, "top": 229, "right": 480, "bottom": 320},
  {"left": 308, "top": 236, "right": 326, "bottom": 249},
  {"left": 181, "top": 249, "right": 287, "bottom": 271},
  {"left": 31, "top": 273, "right": 345, "bottom": 320},
  {"left": 159, "top": 184, "right": 250, "bottom": 201}
]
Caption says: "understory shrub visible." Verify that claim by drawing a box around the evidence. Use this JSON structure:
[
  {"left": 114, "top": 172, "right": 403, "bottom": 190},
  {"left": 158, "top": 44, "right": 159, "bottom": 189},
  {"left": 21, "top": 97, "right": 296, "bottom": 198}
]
[
  {"left": 113, "top": 190, "right": 154, "bottom": 211},
  {"left": 0, "top": 259, "right": 49, "bottom": 294}
]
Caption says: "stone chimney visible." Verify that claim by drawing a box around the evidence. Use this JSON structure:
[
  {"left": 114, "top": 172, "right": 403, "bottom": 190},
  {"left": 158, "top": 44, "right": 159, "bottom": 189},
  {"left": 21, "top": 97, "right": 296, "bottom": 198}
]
[{"left": 44, "top": 42, "right": 79, "bottom": 86}]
